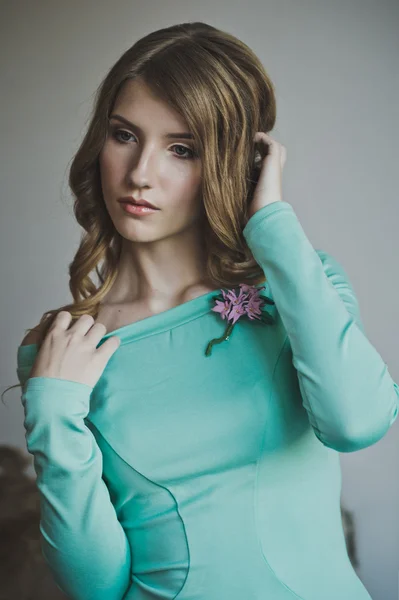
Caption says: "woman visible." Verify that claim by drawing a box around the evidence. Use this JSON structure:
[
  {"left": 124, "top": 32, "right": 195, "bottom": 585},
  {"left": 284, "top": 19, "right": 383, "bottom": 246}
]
[{"left": 12, "top": 21, "right": 398, "bottom": 600}]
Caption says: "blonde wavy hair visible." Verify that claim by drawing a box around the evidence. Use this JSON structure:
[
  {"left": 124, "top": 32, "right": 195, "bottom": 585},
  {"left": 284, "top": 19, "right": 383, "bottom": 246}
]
[{"left": 3, "top": 20, "right": 276, "bottom": 400}]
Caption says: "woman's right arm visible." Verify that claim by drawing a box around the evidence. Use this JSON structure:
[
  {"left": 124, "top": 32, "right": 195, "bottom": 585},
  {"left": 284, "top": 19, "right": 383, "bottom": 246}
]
[{"left": 17, "top": 331, "right": 132, "bottom": 600}]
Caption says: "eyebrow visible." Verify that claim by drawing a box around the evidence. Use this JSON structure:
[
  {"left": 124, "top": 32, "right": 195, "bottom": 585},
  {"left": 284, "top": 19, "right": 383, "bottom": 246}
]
[{"left": 109, "top": 114, "right": 195, "bottom": 140}]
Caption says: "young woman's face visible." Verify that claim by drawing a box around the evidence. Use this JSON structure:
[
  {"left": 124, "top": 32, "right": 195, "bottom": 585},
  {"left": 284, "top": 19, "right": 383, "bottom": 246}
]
[{"left": 99, "top": 77, "right": 204, "bottom": 243}]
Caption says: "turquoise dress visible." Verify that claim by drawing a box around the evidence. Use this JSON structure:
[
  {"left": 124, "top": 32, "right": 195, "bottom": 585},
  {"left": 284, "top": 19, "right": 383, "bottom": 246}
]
[{"left": 17, "top": 201, "right": 398, "bottom": 600}]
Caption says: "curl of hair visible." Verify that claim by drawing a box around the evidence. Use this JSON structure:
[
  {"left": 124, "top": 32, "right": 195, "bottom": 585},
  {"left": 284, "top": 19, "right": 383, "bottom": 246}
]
[{"left": 3, "top": 21, "right": 276, "bottom": 402}]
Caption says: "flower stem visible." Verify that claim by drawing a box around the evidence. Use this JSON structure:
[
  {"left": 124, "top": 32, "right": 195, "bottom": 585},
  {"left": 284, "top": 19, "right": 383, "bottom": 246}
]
[{"left": 205, "top": 321, "right": 235, "bottom": 356}]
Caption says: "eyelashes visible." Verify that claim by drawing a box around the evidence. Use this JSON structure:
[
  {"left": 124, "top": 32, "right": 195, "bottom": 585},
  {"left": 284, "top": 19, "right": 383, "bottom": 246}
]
[{"left": 111, "top": 128, "right": 197, "bottom": 160}]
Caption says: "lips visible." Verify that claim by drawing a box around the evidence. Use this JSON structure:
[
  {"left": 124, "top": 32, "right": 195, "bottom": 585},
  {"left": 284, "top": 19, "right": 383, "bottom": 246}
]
[{"left": 118, "top": 197, "right": 159, "bottom": 210}]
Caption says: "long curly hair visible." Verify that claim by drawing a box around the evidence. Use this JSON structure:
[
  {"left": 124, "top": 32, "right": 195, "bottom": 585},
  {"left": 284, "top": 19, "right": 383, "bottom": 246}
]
[{"left": 3, "top": 21, "right": 276, "bottom": 399}]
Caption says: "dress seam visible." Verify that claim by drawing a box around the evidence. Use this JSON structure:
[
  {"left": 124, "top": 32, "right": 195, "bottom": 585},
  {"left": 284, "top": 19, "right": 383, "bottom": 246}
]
[
  {"left": 253, "top": 333, "right": 306, "bottom": 600},
  {"left": 84, "top": 419, "right": 191, "bottom": 599}
]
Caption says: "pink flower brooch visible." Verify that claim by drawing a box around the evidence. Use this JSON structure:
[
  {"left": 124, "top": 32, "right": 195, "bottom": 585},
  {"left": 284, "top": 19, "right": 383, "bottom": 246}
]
[{"left": 205, "top": 283, "right": 275, "bottom": 356}]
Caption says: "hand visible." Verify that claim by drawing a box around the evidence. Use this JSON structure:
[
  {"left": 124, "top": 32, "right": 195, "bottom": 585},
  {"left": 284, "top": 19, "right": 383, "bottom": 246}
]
[
  {"left": 29, "top": 311, "right": 121, "bottom": 388},
  {"left": 247, "top": 132, "right": 287, "bottom": 220}
]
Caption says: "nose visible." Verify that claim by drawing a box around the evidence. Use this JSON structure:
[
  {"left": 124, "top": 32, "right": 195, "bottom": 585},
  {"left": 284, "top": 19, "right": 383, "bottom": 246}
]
[{"left": 127, "top": 146, "right": 156, "bottom": 187}]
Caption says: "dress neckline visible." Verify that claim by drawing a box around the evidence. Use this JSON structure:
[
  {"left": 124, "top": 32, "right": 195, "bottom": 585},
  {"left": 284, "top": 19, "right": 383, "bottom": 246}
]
[
  {"left": 18, "top": 287, "right": 222, "bottom": 357},
  {"left": 17, "top": 282, "right": 269, "bottom": 367},
  {"left": 99, "top": 287, "right": 222, "bottom": 344}
]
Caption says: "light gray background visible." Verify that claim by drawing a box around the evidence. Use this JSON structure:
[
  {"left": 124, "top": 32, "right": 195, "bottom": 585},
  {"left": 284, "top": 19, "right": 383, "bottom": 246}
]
[{"left": 1, "top": 1, "right": 398, "bottom": 599}]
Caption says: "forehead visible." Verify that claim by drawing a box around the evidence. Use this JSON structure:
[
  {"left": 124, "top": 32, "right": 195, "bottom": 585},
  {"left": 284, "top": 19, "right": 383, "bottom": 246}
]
[{"left": 112, "top": 78, "right": 189, "bottom": 132}]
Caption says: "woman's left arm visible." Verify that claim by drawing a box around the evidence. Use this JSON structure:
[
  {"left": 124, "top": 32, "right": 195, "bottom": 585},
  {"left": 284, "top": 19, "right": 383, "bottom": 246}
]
[{"left": 243, "top": 200, "right": 399, "bottom": 453}]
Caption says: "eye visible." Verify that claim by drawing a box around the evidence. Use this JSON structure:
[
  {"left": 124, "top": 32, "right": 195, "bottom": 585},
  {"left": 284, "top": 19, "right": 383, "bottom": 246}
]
[{"left": 111, "top": 128, "right": 196, "bottom": 160}]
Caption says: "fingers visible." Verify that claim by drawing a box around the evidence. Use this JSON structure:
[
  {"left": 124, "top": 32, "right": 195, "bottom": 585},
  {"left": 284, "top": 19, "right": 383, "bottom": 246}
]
[
  {"left": 84, "top": 320, "right": 108, "bottom": 345},
  {"left": 68, "top": 314, "right": 98, "bottom": 338},
  {"left": 49, "top": 312, "right": 107, "bottom": 346},
  {"left": 49, "top": 311, "right": 73, "bottom": 335},
  {"left": 254, "top": 132, "right": 286, "bottom": 156},
  {"left": 96, "top": 335, "right": 121, "bottom": 362}
]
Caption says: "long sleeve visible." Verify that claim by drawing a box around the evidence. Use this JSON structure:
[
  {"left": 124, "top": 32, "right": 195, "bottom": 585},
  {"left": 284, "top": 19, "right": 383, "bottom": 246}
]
[
  {"left": 243, "top": 200, "right": 399, "bottom": 453},
  {"left": 16, "top": 346, "right": 132, "bottom": 600}
]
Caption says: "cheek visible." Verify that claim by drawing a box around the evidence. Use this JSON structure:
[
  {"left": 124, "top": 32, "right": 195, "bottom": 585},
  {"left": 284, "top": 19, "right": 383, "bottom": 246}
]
[
  {"left": 99, "top": 155, "right": 127, "bottom": 205},
  {"left": 170, "top": 167, "right": 202, "bottom": 198},
  {"left": 99, "top": 146, "right": 119, "bottom": 180},
  {"left": 167, "top": 176, "right": 202, "bottom": 215}
]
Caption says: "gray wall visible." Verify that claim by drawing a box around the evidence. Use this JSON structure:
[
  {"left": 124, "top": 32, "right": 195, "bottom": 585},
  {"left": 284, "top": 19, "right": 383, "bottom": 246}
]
[{"left": 1, "top": 1, "right": 398, "bottom": 599}]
